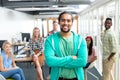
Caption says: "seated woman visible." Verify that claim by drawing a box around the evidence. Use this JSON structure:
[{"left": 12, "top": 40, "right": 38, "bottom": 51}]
[
  {"left": 24, "top": 27, "right": 44, "bottom": 80},
  {"left": 84, "top": 36, "right": 97, "bottom": 69},
  {"left": 0, "top": 41, "right": 25, "bottom": 80}
]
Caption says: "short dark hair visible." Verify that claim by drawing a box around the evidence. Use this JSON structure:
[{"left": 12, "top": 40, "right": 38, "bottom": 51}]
[
  {"left": 106, "top": 17, "right": 112, "bottom": 21},
  {"left": 53, "top": 20, "right": 57, "bottom": 24},
  {"left": 58, "top": 11, "right": 73, "bottom": 22}
]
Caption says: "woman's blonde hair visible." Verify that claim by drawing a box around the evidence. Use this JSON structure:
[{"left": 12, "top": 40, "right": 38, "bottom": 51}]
[
  {"left": 2, "top": 41, "right": 12, "bottom": 50},
  {"left": 32, "top": 27, "right": 41, "bottom": 39}
]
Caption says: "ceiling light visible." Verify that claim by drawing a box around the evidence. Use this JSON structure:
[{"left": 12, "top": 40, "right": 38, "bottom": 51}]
[
  {"left": 90, "top": 0, "right": 95, "bottom": 2},
  {"left": 39, "top": 12, "right": 61, "bottom": 15},
  {"left": 15, "top": 7, "right": 73, "bottom": 11},
  {"left": 15, "top": 7, "right": 50, "bottom": 11}
]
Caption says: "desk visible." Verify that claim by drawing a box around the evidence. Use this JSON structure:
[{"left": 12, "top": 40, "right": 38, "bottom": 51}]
[
  {"left": 12, "top": 42, "right": 26, "bottom": 46},
  {"left": 12, "top": 42, "right": 29, "bottom": 55},
  {"left": 14, "top": 57, "right": 32, "bottom": 62},
  {"left": 12, "top": 42, "right": 25, "bottom": 54}
]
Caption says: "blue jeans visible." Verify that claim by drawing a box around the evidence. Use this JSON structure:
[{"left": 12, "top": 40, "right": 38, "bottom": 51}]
[{"left": 0, "top": 68, "right": 25, "bottom": 80}]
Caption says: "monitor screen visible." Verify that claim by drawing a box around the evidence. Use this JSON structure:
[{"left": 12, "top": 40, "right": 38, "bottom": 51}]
[{"left": 21, "top": 33, "right": 31, "bottom": 42}]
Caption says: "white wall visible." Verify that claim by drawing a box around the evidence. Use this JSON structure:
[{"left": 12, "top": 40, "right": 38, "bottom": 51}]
[{"left": 0, "top": 7, "right": 36, "bottom": 42}]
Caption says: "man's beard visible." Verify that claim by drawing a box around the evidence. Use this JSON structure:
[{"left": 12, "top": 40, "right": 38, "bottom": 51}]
[{"left": 60, "top": 28, "right": 70, "bottom": 33}]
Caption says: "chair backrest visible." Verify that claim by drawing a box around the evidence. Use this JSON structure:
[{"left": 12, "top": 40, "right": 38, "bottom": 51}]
[{"left": 0, "top": 40, "right": 6, "bottom": 51}]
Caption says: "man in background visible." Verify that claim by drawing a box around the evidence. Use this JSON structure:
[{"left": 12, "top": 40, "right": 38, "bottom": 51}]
[
  {"left": 102, "top": 18, "right": 118, "bottom": 80},
  {"left": 48, "top": 20, "right": 58, "bottom": 36}
]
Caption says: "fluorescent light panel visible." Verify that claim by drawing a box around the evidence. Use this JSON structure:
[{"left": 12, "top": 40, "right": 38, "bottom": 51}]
[{"left": 15, "top": 7, "right": 74, "bottom": 11}]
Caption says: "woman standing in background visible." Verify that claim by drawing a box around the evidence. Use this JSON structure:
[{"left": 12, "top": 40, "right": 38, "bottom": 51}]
[{"left": 84, "top": 36, "right": 97, "bottom": 69}]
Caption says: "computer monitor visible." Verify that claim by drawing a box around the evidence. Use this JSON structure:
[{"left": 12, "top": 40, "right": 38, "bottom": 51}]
[{"left": 21, "top": 33, "right": 31, "bottom": 42}]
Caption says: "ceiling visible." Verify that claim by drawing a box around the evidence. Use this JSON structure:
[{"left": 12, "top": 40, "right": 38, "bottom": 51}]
[{"left": 0, "top": 0, "right": 94, "bottom": 16}]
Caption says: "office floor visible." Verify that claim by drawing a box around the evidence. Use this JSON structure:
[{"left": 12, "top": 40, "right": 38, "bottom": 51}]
[{"left": 16, "top": 62, "right": 49, "bottom": 80}]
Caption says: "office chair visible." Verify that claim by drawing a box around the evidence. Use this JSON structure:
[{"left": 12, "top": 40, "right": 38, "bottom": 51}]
[{"left": 6, "top": 78, "right": 14, "bottom": 80}]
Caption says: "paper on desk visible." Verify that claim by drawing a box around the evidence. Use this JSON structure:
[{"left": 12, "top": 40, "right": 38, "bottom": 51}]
[{"left": 15, "top": 54, "right": 27, "bottom": 58}]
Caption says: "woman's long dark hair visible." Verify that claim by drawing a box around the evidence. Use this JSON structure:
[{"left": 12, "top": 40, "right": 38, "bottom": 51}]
[{"left": 86, "top": 36, "right": 93, "bottom": 56}]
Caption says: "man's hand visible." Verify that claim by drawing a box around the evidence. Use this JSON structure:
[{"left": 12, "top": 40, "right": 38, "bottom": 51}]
[
  {"left": 108, "top": 53, "right": 115, "bottom": 61},
  {"left": 72, "top": 56, "right": 77, "bottom": 59}
]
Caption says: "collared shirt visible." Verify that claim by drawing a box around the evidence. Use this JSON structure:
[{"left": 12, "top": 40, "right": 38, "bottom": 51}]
[
  {"left": 48, "top": 30, "right": 58, "bottom": 36},
  {"left": 102, "top": 29, "right": 117, "bottom": 59}
]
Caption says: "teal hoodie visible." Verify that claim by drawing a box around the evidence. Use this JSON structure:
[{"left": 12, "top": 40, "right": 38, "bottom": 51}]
[{"left": 44, "top": 31, "right": 88, "bottom": 80}]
